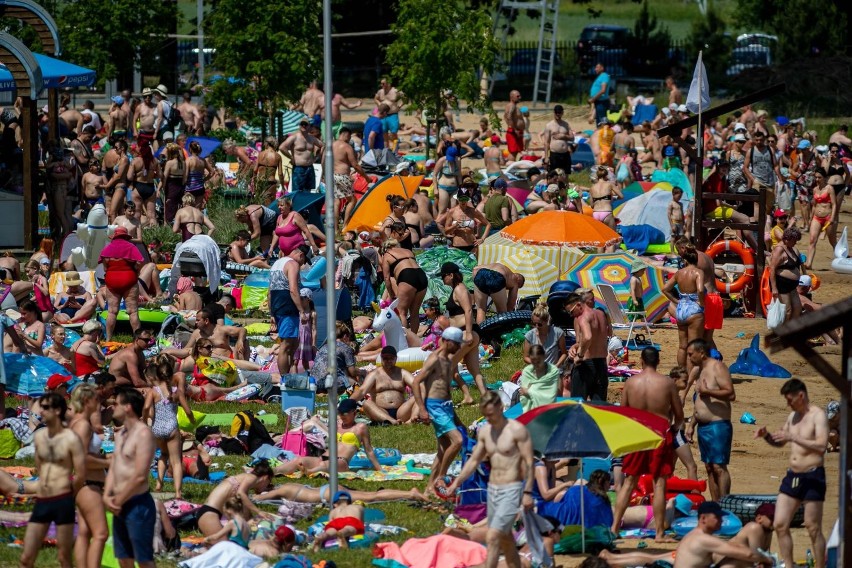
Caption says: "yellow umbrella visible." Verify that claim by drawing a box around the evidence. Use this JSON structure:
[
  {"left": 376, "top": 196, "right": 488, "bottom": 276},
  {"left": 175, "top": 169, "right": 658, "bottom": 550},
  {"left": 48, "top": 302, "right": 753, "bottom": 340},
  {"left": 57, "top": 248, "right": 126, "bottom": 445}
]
[
  {"left": 478, "top": 232, "right": 584, "bottom": 274},
  {"left": 500, "top": 249, "right": 560, "bottom": 297}
]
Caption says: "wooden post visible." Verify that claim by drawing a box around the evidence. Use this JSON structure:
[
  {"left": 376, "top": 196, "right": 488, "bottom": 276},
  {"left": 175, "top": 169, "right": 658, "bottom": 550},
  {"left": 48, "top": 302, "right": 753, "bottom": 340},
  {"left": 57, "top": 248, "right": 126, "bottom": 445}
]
[
  {"left": 21, "top": 96, "right": 38, "bottom": 250},
  {"left": 841, "top": 322, "right": 852, "bottom": 567},
  {"left": 47, "top": 88, "right": 58, "bottom": 141}
]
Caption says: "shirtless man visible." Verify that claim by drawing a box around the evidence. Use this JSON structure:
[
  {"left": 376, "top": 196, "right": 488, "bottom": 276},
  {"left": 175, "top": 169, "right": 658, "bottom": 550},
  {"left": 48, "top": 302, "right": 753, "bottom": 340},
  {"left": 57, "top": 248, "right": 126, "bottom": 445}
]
[
  {"left": 19, "top": 393, "right": 86, "bottom": 568},
  {"left": 109, "top": 328, "right": 151, "bottom": 389},
  {"left": 685, "top": 338, "right": 735, "bottom": 501},
  {"left": 133, "top": 89, "right": 157, "bottom": 137},
  {"left": 447, "top": 390, "right": 535, "bottom": 568},
  {"left": 566, "top": 292, "right": 609, "bottom": 401},
  {"left": 375, "top": 78, "right": 402, "bottom": 149},
  {"left": 665, "top": 76, "right": 683, "bottom": 106},
  {"left": 611, "top": 348, "right": 684, "bottom": 542},
  {"left": 503, "top": 90, "right": 525, "bottom": 161},
  {"left": 351, "top": 346, "right": 417, "bottom": 425},
  {"left": 294, "top": 81, "right": 324, "bottom": 121},
  {"left": 320, "top": 92, "right": 362, "bottom": 138},
  {"left": 113, "top": 202, "right": 143, "bottom": 240},
  {"left": 80, "top": 161, "right": 106, "bottom": 211},
  {"left": 166, "top": 307, "right": 248, "bottom": 361},
  {"left": 254, "top": 136, "right": 283, "bottom": 204},
  {"left": 332, "top": 127, "right": 366, "bottom": 226},
  {"left": 672, "top": 501, "right": 770, "bottom": 568},
  {"left": 103, "top": 388, "right": 157, "bottom": 568},
  {"left": 542, "top": 105, "right": 574, "bottom": 173},
  {"left": 483, "top": 137, "right": 505, "bottom": 180},
  {"left": 59, "top": 106, "right": 84, "bottom": 136},
  {"left": 280, "top": 120, "right": 322, "bottom": 193},
  {"left": 412, "top": 327, "right": 465, "bottom": 495},
  {"left": 107, "top": 96, "right": 129, "bottom": 139},
  {"left": 177, "top": 91, "right": 200, "bottom": 135},
  {"left": 472, "top": 263, "right": 526, "bottom": 324},
  {"left": 756, "top": 378, "right": 828, "bottom": 568},
  {"left": 828, "top": 124, "right": 851, "bottom": 149},
  {"left": 312, "top": 490, "right": 365, "bottom": 551}
]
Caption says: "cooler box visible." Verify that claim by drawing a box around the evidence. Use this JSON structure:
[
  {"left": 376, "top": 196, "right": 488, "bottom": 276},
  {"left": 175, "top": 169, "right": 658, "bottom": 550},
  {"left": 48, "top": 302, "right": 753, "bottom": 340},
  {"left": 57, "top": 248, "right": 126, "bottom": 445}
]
[{"left": 281, "top": 388, "right": 315, "bottom": 414}]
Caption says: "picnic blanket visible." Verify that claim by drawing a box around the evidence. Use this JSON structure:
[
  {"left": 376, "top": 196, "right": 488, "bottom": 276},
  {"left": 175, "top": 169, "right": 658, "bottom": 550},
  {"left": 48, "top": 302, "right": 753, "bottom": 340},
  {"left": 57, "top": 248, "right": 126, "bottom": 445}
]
[
  {"left": 308, "top": 464, "right": 424, "bottom": 482},
  {"left": 374, "top": 535, "right": 487, "bottom": 568},
  {"left": 153, "top": 470, "right": 226, "bottom": 485}
]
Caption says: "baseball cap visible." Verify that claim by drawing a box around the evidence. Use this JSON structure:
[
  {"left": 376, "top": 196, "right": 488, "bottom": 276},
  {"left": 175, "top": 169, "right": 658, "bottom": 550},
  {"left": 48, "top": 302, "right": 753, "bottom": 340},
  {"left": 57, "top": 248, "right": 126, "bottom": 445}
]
[
  {"left": 274, "top": 525, "right": 295, "bottom": 544},
  {"left": 299, "top": 288, "right": 313, "bottom": 299},
  {"left": 697, "top": 501, "right": 723, "bottom": 519},
  {"left": 733, "top": 133, "right": 747, "bottom": 142},
  {"left": 490, "top": 134, "right": 501, "bottom": 145},
  {"left": 734, "top": 122, "right": 747, "bottom": 132},
  {"left": 664, "top": 146, "right": 676, "bottom": 157},
  {"left": 677, "top": 104, "right": 688, "bottom": 113},
  {"left": 47, "top": 373, "right": 71, "bottom": 391},
  {"left": 776, "top": 116, "right": 789, "bottom": 126},
  {"left": 457, "top": 186, "right": 473, "bottom": 201},
  {"left": 774, "top": 209, "right": 789, "bottom": 218},
  {"left": 332, "top": 490, "right": 352, "bottom": 504},
  {"left": 545, "top": 183, "right": 560, "bottom": 194},
  {"left": 440, "top": 262, "right": 461, "bottom": 277},
  {"left": 661, "top": 107, "right": 672, "bottom": 116},
  {"left": 425, "top": 159, "right": 436, "bottom": 169},
  {"left": 111, "top": 95, "right": 125, "bottom": 105},
  {"left": 827, "top": 400, "right": 840, "bottom": 420},
  {"left": 798, "top": 274, "right": 812, "bottom": 287},
  {"left": 755, "top": 503, "right": 775, "bottom": 522},
  {"left": 338, "top": 398, "right": 358, "bottom": 414},
  {"left": 797, "top": 139, "right": 812, "bottom": 150},
  {"left": 380, "top": 345, "right": 398, "bottom": 358},
  {"left": 442, "top": 327, "right": 464, "bottom": 343},
  {"left": 111, "top": 226, "right": 131, "bottom": 239},
  {"left": 607, "top": 336, "right": 623, "bottom": 352},
  {"left": 491, "top": 178, "right": 508, "bottom": 190},
  {"left": 445, "top": 146, "right": 459, "bottom": 161}
]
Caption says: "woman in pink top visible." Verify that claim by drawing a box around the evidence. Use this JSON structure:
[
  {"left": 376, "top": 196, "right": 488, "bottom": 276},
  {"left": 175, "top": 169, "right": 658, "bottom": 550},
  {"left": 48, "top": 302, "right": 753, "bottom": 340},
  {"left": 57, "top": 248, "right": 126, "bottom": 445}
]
[{"left": 274, "top": 196, "right": 319, "bottom": 255}]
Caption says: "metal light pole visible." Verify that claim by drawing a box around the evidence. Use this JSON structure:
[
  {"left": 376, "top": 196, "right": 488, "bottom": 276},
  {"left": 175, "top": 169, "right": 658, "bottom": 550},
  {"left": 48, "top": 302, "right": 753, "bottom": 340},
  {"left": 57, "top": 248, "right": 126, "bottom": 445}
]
[
  {"left": 321, "top": 0, "right": 339, "bottom": 498},
  {"left": 197, "top": 0, "right": 205, "bottom": 84}
]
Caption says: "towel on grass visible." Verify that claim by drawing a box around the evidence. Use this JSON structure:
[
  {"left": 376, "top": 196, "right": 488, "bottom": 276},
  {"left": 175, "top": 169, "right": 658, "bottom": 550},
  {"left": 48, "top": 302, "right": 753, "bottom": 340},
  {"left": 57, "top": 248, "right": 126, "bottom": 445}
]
[
  {"left": 177, "top": 541, "right": 264, "bottom": 568},
  {"left": 374, "top": 535, "right": 487, "bottom": 568}
]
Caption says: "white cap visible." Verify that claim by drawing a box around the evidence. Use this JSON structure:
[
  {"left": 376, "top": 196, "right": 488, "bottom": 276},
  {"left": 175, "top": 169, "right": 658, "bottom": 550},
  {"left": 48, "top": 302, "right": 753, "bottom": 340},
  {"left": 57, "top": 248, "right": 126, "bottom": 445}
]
[
  {"left": 299, "top": 288, "right": 313, "bottom": 299},
  {"left": 734, "top": 122, "right": 747, "bottom": 132},
  {"left": 798, "top": 275, "right": 812, "bottom": 287},
  {"left": 661, "top": 107, "right": 671, "bottom": 116},
  {"left": 677, "top": 104, "right": 688, "bottom": 113},
  {"left": 441, "top": 327, "right": 464, "bottom": 343},
  {"left": 668, "top": 103, "right": 678, "bottom": 110},
  {"left": 608, "top": 336, "right": 624, "bottom": 352},
  {"left": 733, "top": 133, "right": 747, "bottom": 142}
]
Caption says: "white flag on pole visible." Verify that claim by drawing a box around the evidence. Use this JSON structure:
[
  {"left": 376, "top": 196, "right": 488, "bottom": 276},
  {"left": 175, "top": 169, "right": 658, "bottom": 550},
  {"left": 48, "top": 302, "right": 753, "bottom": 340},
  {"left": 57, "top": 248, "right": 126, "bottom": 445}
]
[{"left": 686, "top": 51, "right": 710, "bottom": 114}]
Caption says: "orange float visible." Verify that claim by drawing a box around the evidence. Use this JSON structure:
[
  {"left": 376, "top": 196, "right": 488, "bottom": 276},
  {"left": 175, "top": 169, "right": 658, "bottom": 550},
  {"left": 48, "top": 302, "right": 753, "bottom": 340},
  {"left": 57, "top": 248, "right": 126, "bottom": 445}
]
[
  {"left": 760, "top": 267, "right": 772, "bottom": 316},
  {"left": 706, "top": 240, "right": 755, "bottom": 294}
]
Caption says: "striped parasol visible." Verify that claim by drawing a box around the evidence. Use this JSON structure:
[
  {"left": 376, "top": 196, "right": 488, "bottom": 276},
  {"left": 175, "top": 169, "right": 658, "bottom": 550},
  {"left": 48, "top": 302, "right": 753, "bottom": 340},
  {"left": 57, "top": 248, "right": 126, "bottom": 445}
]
[
  {"left": 478, "top": 232, "right": 584, "bottom": 275},
  {"left": 561, "top": 252, "right": 669, "bottom": 322},
  {"left": 499, "top": 250, "right": 560, "bottom": 297}
]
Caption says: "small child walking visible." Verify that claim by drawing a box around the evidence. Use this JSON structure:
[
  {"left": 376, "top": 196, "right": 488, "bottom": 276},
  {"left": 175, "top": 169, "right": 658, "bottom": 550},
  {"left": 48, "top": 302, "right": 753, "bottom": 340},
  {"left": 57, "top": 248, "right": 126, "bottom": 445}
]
[
  {"left": 293, "top": 288, "right": 317, "bottom": 373},
  {"left": 668, "top": 186, "right": 685, "bottom": 254},
  {"left": 627, "top": 261, "right": 646, "bottom": 316}
]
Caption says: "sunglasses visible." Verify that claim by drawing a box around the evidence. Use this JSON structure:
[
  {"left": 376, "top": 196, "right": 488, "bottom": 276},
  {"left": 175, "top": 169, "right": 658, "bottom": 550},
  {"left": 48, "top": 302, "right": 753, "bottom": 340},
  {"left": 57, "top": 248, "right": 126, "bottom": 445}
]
[
  {"left": 532, "top": 321, "right": 547, "bottom": 327},
  {"left": 199, "top": 345, "right": 213, "bottom": 351},
  {"left": 40, "top": 404, "right": 54, "bottom": 410}
]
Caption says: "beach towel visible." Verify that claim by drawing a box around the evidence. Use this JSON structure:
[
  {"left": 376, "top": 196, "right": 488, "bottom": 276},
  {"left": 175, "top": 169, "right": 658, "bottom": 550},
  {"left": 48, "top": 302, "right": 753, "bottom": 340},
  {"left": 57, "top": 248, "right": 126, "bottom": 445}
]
[
  {"left": 374, "top": 535, "right": 487, "bottom": 568},
  {"left": 632, "top": 104, "right": 658, "bottom": 126},
  {"left": 620, "top": 224, "right": 666, "bottom": 255},
  {"left": 177, "top": 541, "right": 264, "bottom": 568}
]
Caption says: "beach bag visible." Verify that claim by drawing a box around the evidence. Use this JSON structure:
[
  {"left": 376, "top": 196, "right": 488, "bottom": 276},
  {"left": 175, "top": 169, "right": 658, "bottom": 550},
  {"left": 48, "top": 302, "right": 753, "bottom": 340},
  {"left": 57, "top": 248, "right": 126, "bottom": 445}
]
[
  {"left": 498, "top": 381, "right": 521, "bottom": 408},
  {"left": 280, "top": 409, "right": 308, "bottom": 456},
  {"left": 196, "top": 356, "right": 238, "bottom": 387},
  {"left": 775, "top": 179, "right": 793, "bottom": 211},
  {"left": 767, "top": 299, "right": 785, "bottom": 330}
]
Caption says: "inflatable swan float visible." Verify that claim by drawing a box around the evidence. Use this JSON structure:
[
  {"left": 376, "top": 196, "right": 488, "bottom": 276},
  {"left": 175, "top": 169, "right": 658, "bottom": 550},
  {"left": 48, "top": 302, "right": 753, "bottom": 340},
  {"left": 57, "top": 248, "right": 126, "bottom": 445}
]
[{"left": 831, "top": 226, "right": 852, "bottom": 274}]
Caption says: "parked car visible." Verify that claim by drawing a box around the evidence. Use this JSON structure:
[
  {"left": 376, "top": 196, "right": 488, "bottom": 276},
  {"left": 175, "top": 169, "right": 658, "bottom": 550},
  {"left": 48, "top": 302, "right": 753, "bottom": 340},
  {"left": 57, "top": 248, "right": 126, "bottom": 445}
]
[
  {"left": 506, "top": 48, "right": 564, "bottom": 78},
  {"left": 576, "top": 25, "right": 629, "bottom": 74},
  {"left": 726, "top": 33, "right": 776, "bottom": 77}
]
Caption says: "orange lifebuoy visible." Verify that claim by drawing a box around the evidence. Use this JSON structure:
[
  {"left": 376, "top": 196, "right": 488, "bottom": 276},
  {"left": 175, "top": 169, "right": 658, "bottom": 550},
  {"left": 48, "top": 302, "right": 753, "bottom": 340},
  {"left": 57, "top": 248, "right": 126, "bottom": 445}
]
[
  {"left": 706, "top": 240, "right": 755, "bottom": 294},
  {"left": 760, "top": 267, "right": 772, "bottom": 316}
]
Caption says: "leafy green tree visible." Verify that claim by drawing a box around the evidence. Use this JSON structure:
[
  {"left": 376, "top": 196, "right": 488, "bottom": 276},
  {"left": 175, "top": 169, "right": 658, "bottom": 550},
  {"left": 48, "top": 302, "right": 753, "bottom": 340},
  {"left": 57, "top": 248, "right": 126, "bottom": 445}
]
[
  {"left": 385, "top": 0, "right": 500, "bottom": 139},
  {"left": 626, "top": 0, "right": 671, "bottom": 74},
  {"left": 737, "top": 0, "right": 846, "bottom": 62},
  {"left": 56, "top": 0, "right": 177, "bottom": 87},
  {"left": 205, "top": 0, "right": 321, "bottom": 122},
  {"left": 686, "top": 1, "right": 733, "bottom": 83}
]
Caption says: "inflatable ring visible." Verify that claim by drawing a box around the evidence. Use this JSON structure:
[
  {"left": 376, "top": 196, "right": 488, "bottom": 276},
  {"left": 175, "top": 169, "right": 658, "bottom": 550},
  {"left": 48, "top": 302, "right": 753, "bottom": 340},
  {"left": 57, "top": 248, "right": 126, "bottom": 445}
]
[
  {"left": 759, "top": 267, "right": 772, "bottom": 316},
  {"left": 478, "top": 310, "right": 533, "bottom": 343},
  {"left": 671, "top": 509, "right": 742, "bottom": 538},
  {"left": 719, "top": 494, "right": 804, "bottom": 527},
  {"left": 349, "top": 448, "right": 402, "bottom": 470},
  {"left": 706, "top": 240, "right": 755, "bottom": 294},
  {"left": 377, "top": 347, "right": 428, "bottom": 372}
]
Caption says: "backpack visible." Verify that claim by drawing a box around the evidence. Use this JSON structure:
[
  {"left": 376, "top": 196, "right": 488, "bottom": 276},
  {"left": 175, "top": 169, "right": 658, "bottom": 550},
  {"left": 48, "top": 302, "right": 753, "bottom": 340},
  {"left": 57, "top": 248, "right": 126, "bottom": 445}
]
[
  {"left": 231, "top": 410, "right": 275, "bottom": 454},
  {"left": 160, "top": 100, "right": 180, "bottom": 132}
]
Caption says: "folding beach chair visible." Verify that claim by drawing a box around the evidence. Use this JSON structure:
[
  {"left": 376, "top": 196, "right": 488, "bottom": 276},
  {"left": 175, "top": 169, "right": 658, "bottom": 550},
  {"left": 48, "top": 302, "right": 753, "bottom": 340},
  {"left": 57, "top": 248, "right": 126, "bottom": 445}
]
[{"left": 597, "top": 284, "right": 652, "bottom": 348}]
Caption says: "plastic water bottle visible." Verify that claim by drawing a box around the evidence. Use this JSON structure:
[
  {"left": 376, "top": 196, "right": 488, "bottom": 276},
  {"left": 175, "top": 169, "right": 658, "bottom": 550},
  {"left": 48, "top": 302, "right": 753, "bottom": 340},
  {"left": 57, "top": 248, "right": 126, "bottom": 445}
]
[
  {"left": 806, "top": 549, "right": 814, "bottom": 567},
  {"left": 308, "top": 377, "right": 317, "bottom": 392}
]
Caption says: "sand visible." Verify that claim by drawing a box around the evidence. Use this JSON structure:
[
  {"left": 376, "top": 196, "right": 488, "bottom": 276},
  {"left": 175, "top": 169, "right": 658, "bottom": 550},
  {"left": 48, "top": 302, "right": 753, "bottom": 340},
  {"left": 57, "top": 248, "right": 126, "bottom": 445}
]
[{"left": 433, "top": 104, "right": 848, "bottom": 565}]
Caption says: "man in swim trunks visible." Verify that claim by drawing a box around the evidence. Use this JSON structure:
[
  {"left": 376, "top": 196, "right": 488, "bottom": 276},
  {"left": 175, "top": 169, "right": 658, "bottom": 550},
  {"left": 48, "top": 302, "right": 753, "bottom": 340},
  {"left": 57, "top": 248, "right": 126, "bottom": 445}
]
[
  {"left": 312, "top": 491, "right": 365, "bottom": 551},
  {"left": 447, "top": 391, "right": 534, "bottom": 568},
  {"left": 374, "top": 78, "right": 402, "bottom": 150},
  {"left": 110, "top": 328, "right": 153, "bottom": 389},
  {"left": 685, "top": 338, "right": 735, "bottom": 501},
  {"left": 351, "top": 345, "right": 417, "bottom": 425},
  {"left": 611, "top": 347, "right": 684, "bottom": 543},
  {"left": 19, "top": 393, "right": 86, "bottom": 568},
  {"left": 280, "top": 120, "right": 323, "bottom": 193},
  {"left": 103, "top": 389, "right": 157, "bottom": 567},
  {"left": 412, "top": 327, "right": 465, "bottom": 497},
  {"left": 332, "top": 127, "right": 366, "bottom": 227},
  {"left": 543, "top": 104, "right": 574, "bottom": 173},
  {"left": 756, "top": 378, "right": 828, "bottom": 568},
  {"left": 566, "top": 292, "right": 609, "bottom": 401},
  {"left": 268, "top": 245, "right": 310, "bottom": 374},
  {"left": 472, "top": 262, "right": 526, "bottom": 324},
  {"left": 503, "top": 90, "right": 525, "bottom": 160}
]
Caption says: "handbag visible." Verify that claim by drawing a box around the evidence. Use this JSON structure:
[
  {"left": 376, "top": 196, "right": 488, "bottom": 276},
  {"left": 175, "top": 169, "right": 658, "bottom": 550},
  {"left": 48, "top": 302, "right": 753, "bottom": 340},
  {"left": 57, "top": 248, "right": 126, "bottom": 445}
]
[{"left": 280, "top": 410, "right": 308, "bottom": 456}]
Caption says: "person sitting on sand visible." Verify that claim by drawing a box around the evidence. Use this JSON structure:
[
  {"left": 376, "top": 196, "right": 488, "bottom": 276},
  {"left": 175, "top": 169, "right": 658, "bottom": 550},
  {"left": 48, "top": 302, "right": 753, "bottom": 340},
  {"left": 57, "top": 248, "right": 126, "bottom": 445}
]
[
  {"left": 311, "top": 490, "right": 365, "bottom": 551},
  {"left": 273, "top": 398, "right": 383, "bottom": 475}
]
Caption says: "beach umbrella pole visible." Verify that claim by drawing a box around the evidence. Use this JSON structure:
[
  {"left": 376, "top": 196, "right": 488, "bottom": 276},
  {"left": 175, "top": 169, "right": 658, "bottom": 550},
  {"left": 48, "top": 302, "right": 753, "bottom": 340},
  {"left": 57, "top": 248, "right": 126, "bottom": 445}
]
[
  {"left": 322, "top": 0, "right": 339, "bottom": 497},
  {"left": 580, "top": 457, "right": 585, "bottom": 554}
]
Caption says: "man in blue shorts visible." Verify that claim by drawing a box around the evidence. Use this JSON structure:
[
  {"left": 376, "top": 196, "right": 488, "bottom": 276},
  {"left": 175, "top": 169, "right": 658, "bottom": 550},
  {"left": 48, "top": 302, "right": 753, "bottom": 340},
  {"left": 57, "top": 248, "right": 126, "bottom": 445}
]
[
  {"left": 269, "top": 244, "right": 311, "bottom": 375},
  {"left": 685, "top": 338, "right": 735, "bottom": 501},
  {"left": 412, "top": 327, "right": 464, "bottom": 497}
]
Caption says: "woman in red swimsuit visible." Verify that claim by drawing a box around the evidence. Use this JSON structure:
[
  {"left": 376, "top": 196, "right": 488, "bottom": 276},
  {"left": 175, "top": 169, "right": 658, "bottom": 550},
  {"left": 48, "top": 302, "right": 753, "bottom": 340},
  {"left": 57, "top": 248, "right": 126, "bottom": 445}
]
[
  {"left": 71, "top": 320, "right": 105, "bottom": 378},
  {"left": 98, "top": 226, "right": 144, "bottom": 340}
]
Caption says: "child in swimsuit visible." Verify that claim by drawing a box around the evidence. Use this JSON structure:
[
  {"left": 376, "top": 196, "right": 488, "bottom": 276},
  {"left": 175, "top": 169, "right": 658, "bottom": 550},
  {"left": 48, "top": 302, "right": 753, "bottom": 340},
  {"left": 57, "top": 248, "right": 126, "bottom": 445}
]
[{"left": 203, "top": 496, "right": 251, "bottom": 548}]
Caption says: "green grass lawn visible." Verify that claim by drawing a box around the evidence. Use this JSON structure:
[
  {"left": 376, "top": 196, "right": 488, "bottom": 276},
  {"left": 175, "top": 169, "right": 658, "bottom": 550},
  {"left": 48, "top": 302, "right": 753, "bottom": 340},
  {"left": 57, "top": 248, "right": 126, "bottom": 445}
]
[{"left": 0, "top": 344, "right": 527, "bottom": 568}]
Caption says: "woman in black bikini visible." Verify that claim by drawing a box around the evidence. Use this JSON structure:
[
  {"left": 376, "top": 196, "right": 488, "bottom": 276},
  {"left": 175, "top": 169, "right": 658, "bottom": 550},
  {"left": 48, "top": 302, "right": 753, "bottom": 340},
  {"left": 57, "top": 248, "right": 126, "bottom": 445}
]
[
  {"left": 380, "top": 238, "right": 427, "bottom": 333},
  {"left": 127, "top": 139, "right": 160, "bottom": 226},
  {"left": 443, "top": 185, "right": 490, "bottom": 253},
  {"left": 769, "top": 226, "right": 804, "bottom": 322},
  {"left": 403, "top": 198, "right": 433, "bottom": 248},
  {"left": 439, "top": 262, "right": 483, "bottom": 401},
  {"left": 234, "top": 203, "right": 278, "bottom": 253},
  {"left": 172, "top": 193, "right": 215, "bottom": 242},
  {"left": 824, "top": 142, "right": 850, "bottom": 244}
]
